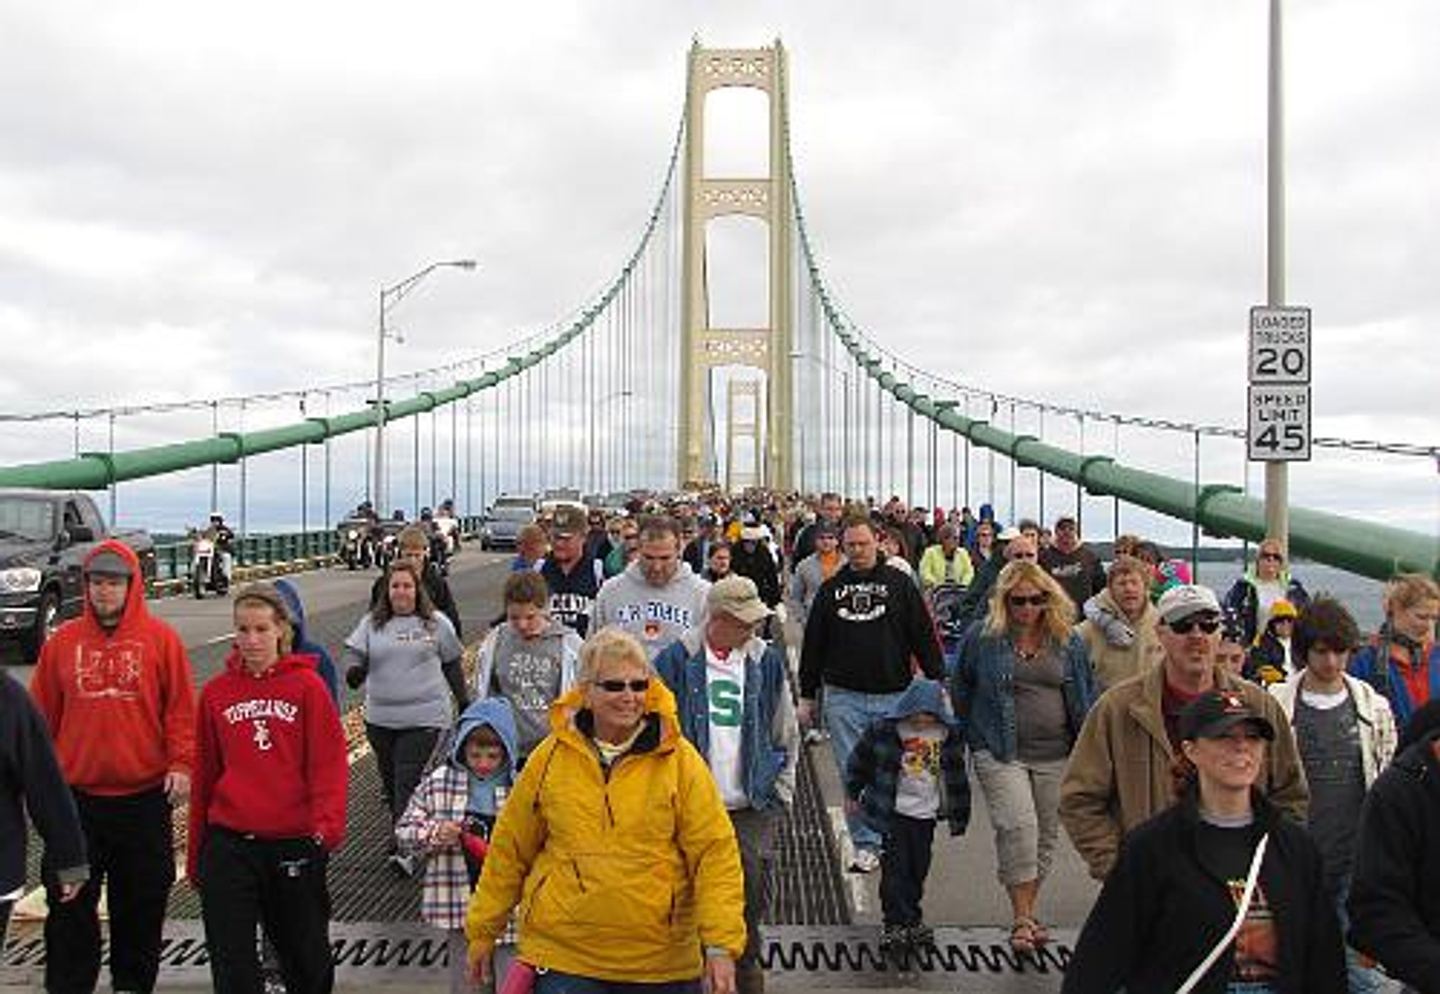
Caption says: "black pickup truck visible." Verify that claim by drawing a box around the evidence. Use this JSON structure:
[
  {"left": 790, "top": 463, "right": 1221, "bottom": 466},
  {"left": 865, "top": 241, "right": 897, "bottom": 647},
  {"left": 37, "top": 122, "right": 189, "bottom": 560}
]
[{"left": 0, "top": 489, "right": 156, "bottom": 661}]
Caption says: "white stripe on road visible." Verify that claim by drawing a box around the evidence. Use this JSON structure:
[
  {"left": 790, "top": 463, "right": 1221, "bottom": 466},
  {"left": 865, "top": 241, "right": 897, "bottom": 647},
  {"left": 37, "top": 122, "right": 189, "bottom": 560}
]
[{"left": 829, "top": 806, "right": 870, "bottom": 914}]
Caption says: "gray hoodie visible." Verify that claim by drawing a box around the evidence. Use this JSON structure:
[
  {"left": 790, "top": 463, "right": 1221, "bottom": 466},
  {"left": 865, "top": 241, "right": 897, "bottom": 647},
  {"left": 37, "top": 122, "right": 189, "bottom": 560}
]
[{"left": 592, "top": 560, "right": 710, "bottom": 661}]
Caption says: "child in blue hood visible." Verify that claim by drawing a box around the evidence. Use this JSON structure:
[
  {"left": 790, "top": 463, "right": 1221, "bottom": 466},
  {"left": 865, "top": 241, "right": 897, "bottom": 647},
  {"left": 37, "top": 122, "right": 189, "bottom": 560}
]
[
  {"left": 844, "top": 678, "right": 970, "bottom": 962},
  {"left": 397, "top": 698, "right": 518, "bottom": 993}
]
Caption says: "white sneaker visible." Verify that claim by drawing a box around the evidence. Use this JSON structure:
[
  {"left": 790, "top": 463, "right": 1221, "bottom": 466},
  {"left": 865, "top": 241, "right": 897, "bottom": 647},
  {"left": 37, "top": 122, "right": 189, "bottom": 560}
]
[{"left": 849, "top": 849, "right": 881, "bottom": 874}]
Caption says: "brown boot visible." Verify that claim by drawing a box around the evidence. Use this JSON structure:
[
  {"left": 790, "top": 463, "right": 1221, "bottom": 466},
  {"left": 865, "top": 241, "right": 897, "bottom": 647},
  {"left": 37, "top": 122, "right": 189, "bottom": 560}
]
[{"left": 736, "top": 963, "right": 766, "bottom": 994}]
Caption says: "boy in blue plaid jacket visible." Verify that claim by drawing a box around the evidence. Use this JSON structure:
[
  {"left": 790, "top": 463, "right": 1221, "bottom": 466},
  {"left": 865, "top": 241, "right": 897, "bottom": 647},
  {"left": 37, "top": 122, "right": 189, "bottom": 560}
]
[
  {"left": 398, "top": 697, "right": 517, "bottom": 993},
  {"left": 844, "top": 678, "right": 970, "bottom": 958}
]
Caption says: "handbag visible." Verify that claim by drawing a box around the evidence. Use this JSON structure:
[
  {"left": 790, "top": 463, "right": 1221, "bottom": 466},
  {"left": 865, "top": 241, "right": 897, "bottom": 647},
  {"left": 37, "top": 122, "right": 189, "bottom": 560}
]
[
  {"left": 497, "top": 959, "right": 537, "bottom": 994},
  {"left": 1175, "top": 833, "right": 1270, "bottom": 994}
]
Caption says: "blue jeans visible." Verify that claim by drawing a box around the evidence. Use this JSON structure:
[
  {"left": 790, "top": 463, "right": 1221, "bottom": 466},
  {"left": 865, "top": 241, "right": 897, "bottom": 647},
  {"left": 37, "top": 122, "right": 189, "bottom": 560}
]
[
  {"left": 1333, "top": 875, "right": 1385, "bottom": 994},
  {"left": 535, "top": 970, "right": 700, "bottom": 994},
  {"left": 823, "top": 684, "right": 907, "bottom": 853}
]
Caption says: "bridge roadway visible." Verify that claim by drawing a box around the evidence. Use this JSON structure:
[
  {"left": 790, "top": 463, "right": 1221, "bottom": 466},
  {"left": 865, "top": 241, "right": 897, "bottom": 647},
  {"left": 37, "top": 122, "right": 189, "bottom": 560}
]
[{"left": 1, "top": 550, "right": 1097, "bottom": 992}]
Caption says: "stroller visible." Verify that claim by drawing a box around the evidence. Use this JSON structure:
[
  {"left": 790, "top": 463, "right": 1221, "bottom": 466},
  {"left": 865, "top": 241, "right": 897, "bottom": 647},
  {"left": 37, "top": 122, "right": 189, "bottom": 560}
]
[{"left": 928, "top": 582, "right": 969, "bottom": 678}]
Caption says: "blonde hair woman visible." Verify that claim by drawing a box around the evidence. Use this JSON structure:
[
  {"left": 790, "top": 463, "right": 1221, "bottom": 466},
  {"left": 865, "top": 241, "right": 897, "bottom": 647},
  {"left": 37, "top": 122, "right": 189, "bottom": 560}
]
[
  {"left": 952, "top": 561, "right": 1097, "bottom": 953},
  {"left": 1348, "top": 572, "right": 1440, "bottom": 728},
  {"left": 466, "top": 628, "right": 746, "bottom": 994}
]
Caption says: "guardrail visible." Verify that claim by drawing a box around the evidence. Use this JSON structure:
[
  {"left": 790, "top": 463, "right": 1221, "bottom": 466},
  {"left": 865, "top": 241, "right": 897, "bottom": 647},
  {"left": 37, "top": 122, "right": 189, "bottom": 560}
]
[{"left": 148, "top": 517, "right": 484, "bottom": 593}]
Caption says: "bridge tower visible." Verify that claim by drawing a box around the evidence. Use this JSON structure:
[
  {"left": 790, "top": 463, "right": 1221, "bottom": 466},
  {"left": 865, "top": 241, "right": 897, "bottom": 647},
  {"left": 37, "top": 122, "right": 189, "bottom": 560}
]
[{"left": 677, "top": 41, "right": 794, "bottom": 491}]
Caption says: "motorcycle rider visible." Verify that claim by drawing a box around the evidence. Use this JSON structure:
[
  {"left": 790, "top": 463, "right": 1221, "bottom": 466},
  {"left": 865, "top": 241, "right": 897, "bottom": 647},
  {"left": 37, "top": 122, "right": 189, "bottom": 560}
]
[{"left": 206, "top": 512, "right": 235, "bottom": 586}]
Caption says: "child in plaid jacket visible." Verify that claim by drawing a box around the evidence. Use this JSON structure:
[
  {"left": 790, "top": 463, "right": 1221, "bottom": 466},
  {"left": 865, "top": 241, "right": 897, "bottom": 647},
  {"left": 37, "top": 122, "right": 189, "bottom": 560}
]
[{"left": 398, "top": 697, "right": 518, "bottom": 993}]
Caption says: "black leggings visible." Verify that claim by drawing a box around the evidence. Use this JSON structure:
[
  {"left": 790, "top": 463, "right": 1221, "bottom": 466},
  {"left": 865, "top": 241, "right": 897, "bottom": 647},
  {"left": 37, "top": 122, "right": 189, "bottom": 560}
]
[{"left": 365, "top": 724, "right": 442, "bottom": 825}]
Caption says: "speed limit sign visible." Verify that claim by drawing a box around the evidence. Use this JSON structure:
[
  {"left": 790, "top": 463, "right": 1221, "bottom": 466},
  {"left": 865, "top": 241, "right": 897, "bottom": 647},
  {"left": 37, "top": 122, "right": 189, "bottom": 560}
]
[{"left": 1249, "top": 306, "right": 1311, "bottom": 384}]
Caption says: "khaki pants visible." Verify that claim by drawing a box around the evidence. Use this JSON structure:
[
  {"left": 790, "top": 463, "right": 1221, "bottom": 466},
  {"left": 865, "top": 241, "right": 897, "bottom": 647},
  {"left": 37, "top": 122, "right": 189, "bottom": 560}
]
[{"left": 971, "top": 751, "right": 1066, "bottom": 887}]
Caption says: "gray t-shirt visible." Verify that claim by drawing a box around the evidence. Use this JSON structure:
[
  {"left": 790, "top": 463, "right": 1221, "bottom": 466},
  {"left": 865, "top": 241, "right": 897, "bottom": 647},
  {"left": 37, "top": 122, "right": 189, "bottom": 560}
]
[
  {"left": 1013, "top": 645, "right": 1070, "bottom": 762},
  {"left": 1295, "top": 689, "right": 1367, "bottom": 892},
  {"left": 345, "top": 613, "right": 461, "bottom": 730}
]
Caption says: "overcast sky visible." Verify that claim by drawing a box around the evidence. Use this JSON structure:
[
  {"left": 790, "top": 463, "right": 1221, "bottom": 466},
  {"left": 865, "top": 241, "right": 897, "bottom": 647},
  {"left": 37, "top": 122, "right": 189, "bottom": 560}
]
[{"left": 0, "top": 1, "right": 1435, "bottom": 537}]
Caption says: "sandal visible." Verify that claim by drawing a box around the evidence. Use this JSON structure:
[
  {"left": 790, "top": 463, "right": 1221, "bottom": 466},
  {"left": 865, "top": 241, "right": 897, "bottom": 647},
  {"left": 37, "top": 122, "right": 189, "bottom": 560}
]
[
  {"left": 1009, "top": 918, "right": 1036, "bottom": 954},
  {"left": 1028, "top": 918, "right": 1051, "bottom": 947}
]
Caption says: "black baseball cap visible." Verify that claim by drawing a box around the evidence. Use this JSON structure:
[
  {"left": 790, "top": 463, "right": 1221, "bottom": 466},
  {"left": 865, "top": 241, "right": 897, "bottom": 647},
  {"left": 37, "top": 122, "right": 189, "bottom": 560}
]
[{"left": 1180, "top": 689, "right": 1276, "bottom": 742}]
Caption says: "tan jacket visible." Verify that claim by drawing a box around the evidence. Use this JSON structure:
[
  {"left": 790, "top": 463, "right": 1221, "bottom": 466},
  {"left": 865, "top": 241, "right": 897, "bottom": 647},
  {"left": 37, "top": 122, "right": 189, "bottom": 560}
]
[
  {"left": 1075, "top": 590, "right": 1166, "bottom": 690},
  {"left": 1058, "top": 662, "right": 1308, "bottom": 880}
]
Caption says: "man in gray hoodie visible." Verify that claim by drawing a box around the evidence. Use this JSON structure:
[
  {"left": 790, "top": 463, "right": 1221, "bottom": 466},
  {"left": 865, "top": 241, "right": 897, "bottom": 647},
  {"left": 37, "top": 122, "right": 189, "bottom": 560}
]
[{"left": 592, "top": 516, "right": 710, "bottom": 661}]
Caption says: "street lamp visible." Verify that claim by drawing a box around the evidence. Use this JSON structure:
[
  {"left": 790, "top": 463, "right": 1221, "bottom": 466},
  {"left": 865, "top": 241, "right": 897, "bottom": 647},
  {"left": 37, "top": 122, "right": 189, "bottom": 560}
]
[{"left": 373, "top": 259, "right": 477, "bottom": 515}]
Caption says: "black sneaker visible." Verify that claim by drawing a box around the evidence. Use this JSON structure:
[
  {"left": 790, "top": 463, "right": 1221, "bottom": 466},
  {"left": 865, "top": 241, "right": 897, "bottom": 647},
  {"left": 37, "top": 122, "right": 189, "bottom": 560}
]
[
  {"left": 387, "top": 852, "right": 417, "bottom": 878},
  {"left": 905, "top": 923, "right": 935, "bottom": 948},
  {"left": 878, "top": 924, "right": 907, "bottom": 952}
]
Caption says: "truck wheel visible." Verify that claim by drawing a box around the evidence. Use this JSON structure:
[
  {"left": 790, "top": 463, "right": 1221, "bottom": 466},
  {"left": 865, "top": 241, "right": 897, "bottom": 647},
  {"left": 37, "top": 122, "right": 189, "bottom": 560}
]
[{"left": 22, "top": 591, "right": 60, "bottom": 662}]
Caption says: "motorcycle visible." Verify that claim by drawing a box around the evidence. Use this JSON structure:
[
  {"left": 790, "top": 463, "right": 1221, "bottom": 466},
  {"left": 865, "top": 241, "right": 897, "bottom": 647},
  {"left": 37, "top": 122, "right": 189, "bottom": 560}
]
[
  {"left": 191, "top": 532, "right": 230, "bottom": 598},
  {"left": 337, "top": 518, "right": 376, "bottom": 570}
]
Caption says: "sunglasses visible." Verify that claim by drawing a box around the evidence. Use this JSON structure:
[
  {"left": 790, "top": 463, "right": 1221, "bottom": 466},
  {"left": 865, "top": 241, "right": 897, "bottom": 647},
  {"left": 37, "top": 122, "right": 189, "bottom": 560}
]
[
  {"left": 1008, "top": 594, "right": 1049, "bottom": 608},
  {"left": 1169, "top": 616, "right": 1221, "bottom": 635},
  {"left": 595, "top": 678, "right": 650, "bottom": 694},
  {"left": 1010, "top": 551, "right": 1037, "bottom": 561},
  {"left": 1258, "top": 551, "right": 1283, "bottom": 561}
]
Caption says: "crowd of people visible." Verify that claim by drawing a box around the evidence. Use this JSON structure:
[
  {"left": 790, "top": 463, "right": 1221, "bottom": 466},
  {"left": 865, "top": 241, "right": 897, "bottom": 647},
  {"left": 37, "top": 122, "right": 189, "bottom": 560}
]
[{"left": 2, "top": 490, "right": 1438, "bottom": 994}]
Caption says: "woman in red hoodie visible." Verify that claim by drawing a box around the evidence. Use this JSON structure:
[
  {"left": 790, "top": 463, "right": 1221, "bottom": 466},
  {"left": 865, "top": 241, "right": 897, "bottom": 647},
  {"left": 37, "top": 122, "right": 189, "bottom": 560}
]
[{"left": 188, "top": 583, "right": 348, "bottom": 994}]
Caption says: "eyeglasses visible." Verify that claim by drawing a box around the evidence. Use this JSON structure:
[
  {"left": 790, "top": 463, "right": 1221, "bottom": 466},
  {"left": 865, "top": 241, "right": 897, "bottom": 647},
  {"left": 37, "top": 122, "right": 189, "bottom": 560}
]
[
  {"left": 595, "top": 678, "right": 650, "bottom": 694},
  {"left": 1169, "top": 616, "right": 1221, "bottom": 635},
  {"left": 1008, "top": 594, "right": 1048, "bottom": 608}
]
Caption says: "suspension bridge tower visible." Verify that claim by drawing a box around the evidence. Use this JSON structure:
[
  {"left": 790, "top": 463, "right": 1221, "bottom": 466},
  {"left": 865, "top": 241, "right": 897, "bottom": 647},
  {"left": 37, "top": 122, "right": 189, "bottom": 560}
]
[{"left": 677, "top": 40, "right": 795, "bottom": 491}]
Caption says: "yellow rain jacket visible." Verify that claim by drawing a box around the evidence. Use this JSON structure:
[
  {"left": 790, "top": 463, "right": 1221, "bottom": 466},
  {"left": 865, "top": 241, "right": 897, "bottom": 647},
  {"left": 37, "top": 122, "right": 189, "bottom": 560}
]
[{"left": 465, "top": 681, "right": 745, "bottom": 982}]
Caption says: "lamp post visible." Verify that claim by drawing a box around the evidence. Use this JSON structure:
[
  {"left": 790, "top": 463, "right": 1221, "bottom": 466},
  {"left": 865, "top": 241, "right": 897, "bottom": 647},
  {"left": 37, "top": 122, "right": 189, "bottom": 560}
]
[{"left": 373, "top": 259, "right": 476, "bottom": 516}]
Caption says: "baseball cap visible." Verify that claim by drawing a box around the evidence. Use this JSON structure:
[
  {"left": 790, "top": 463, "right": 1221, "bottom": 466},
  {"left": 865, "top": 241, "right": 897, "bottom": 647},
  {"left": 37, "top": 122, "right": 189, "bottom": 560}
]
[
  {"left": 86, "top": 549, "right": 131, "bottom": 578},
  {"left": 1156, "top": 584, "right": 1222, "bottom": 625},
  {"left": 707, "top": 575, "right": 773, "bottom": 625},
  {"left": 551, "top": 505, "right": 587, "bottom": 538},
  {"left": 1179, "top": 689, "right": 1276, "bottom": 742},
  {"left": 740, "top": 525, "right": 766, "bottom": 542},
  {"left": 996, "top": 525, "right": 1022, "bottom": 542}
]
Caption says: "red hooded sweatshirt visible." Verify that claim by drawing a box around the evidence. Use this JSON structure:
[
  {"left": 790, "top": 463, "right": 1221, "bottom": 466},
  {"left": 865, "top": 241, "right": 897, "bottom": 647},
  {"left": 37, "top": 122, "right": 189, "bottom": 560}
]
[
  {"left": 30, "top": 540, "right": 196, "bottom": 795},
  {"left": 187, "top": 649, "right": 348, "bottom": 879}
]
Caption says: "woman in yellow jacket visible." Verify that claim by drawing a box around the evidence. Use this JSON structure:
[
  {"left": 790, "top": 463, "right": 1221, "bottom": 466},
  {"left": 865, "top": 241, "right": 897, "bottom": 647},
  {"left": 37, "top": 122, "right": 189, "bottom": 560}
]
[{"left": 466, "top": 627, "right": 746, "bottom": 994}]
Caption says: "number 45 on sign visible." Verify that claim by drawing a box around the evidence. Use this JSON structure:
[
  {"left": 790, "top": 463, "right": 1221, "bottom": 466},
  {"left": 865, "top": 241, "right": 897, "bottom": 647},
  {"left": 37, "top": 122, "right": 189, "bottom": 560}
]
[{"left": 1248, "top": 385, "right": 1311, "bottom": 462}]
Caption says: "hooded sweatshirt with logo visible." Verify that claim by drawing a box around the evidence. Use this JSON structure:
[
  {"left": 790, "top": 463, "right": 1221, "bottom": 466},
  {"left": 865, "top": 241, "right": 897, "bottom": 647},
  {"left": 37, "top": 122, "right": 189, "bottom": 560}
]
[
  {"left": 592, "top": 560, "right": 710, "bottom": 661},
  {"left": 798, "top": 557, "right": 944, "bottom": 699},
  {"left": 30, "top": 540, "right": 196, "bottom": 796},
  {"left": 187, "top": 649, "right": 348, "bottom": 880},
  {"left": 472, "top": 618, "right": 581, "bottom": 757}
]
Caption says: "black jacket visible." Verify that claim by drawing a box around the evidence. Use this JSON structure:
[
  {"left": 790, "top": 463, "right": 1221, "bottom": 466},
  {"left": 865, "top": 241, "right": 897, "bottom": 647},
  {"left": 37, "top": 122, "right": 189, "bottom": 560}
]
[
  {"left": 1063, "top": 788, "right": 1345, "bottom": 994},
  {"left": 1, "top": 672, "right": 87, "bottom": 894},
  {"left": 798, "top": 557, "right": 943, "bottom": 699},
  {"left": 1348, "top": 732, "right": 1440, "bottom": 992},
  {"left": 730, "top": 541, "right": 781, "bottom": 608}
]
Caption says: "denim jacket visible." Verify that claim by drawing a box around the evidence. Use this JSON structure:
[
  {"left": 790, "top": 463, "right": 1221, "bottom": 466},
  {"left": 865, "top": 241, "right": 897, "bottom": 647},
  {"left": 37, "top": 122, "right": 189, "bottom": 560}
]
[
  {"left": 655, "top": 631, "right": 799, "bottom": 811},
  {"left": 950, "top": 621, "right": 1097, "bottom": 762}
]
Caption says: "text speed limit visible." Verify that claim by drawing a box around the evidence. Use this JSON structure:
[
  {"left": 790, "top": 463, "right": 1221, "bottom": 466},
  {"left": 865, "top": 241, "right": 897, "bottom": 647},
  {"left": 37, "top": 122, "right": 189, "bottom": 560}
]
[{"left": 1248, "top": 385, "right": 1312, "bottom": 462}]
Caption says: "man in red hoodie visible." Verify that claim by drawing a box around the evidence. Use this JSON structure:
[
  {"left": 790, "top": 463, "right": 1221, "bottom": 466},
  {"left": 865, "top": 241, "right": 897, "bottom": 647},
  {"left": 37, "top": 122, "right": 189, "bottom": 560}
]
[{"left": 30, "top": 540, "right": 196, "bottom": 994}]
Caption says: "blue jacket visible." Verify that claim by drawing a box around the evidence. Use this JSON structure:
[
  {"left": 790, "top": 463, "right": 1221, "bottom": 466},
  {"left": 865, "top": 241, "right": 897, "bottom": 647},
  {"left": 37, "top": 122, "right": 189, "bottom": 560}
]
[
  {"left": 275, "top": 578, "right": 340, "bottom": 704},
  {"left": 654, "top": 631, "right": 798, "bottom": 812},
  {"left": 1348, "top": 626, "right": 1440, "bottom": 729},
  {"left": 951, "top": 621, "right": 1097, "bottom": 762},
  {"left": 844, "top": 679, "right": 971, "bottom": 836}
]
